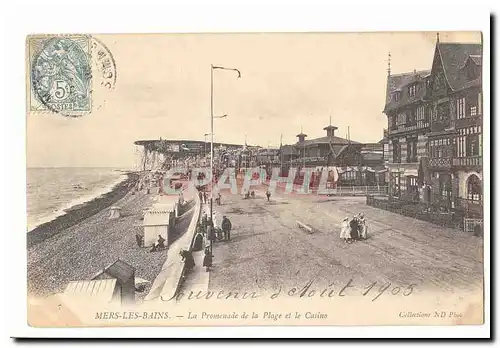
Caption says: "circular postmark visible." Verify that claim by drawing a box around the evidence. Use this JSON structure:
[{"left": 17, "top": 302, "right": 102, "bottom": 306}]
[
  {"left": 31, "top": 36, "right": 92, "bottom": 117},
  {"left": 91, "top": 37, "right": 117, "bottom": 91}
]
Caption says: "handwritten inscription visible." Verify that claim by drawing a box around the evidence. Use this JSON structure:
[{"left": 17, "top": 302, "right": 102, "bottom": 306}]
[{"left": 161, "top": 279, "right": 417, "bottom": 302}]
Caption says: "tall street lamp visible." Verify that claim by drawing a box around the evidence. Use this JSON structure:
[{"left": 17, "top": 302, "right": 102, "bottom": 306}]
[
  {"left": 210, "top": 65, "right": 241, "bottom": 229},
  {"left": 204, "top": 133, "right": 211, "bottom": 163}
]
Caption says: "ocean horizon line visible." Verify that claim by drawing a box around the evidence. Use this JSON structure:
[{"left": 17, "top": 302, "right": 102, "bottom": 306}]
[{"left": 27, "top": 166, "right": 136, "bottom": 170}]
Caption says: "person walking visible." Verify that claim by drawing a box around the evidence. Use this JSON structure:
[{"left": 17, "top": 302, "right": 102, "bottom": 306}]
[
  {"left": 207, "top": 223, "right": 215, "bottom": 253},
  {"left": 221, "top": 215, "right": 232, "bottom": 241},
  {"left": 203, "top": 191, "right": 208, "bottom": 204},
  {"left": 203, "top": 246, "right": 214, "bottom": 272},
  {"left": 201, "top": 212, "right": 208, "bottom": 234},
  {"left": 266, "top": 189, "right": 271, "bottom": 202}
]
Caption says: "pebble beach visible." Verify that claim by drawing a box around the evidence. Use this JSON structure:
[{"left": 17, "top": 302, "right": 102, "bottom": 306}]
[{"left": 27, "top": 176, "right": 194, "bottom": 301}]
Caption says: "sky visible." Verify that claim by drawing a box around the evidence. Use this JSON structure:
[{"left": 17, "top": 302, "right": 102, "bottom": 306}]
[{"left": 26, "top": 31, "right": 481, "bottom": 168}]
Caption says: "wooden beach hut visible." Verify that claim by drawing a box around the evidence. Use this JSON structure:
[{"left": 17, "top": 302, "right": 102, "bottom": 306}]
[
  {"left": 142, "top": 204, "right": 172, "bottom": 247},
  {"left": 91, "top": 259, "right": 136, "bottom": 304}
]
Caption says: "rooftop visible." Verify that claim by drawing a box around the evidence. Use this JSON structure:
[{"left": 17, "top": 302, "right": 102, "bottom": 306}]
[
  {"left": 384, "top": 69, "right": 431, "bottom": 112},
  {"left": 297, "top": 135, "right": 360, "bottom": 147},
  {"left": 63, "top": 279, "right": 118, "bottom": 303},
  {"left": 92, "top": 259, "right": 136, "bottom": 284},
  {"left": 437, "top": 42, "right": 482, "bottom": 91}
]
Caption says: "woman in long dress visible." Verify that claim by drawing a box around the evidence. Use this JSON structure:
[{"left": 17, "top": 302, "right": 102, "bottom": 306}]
[
  {"left": 358, "top": 213, "right": 368, "bottom": 239},
  {"left": 349, "top": 216, "right": 360, "bottom": 241},
  {"left": 339, "top": 217, "right": 351, "bottom": 242}
]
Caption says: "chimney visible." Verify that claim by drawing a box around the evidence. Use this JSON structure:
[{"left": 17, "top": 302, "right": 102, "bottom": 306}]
[{"left": 323, "top": 125, "right": 338, "bottom": 138}]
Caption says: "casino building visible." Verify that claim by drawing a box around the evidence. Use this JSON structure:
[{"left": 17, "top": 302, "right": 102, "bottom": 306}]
[{"left": 280, "top": 124, "right": 386, "bottom": 187}]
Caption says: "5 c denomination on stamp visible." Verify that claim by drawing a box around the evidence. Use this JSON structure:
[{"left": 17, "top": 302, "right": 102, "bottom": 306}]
[{"left": 28, "top": 35, "right": 92, "bottom": 117}]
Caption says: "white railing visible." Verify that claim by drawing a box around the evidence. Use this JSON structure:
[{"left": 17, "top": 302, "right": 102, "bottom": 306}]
[
  {"left": 322, "top": 185, "right": 388, "bottom": 196},
  {"left": 463, "top": 218, "right": 483, "bottom": 234}
]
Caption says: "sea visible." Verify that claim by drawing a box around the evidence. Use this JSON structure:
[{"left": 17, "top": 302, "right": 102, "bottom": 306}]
[{"left": 27, "top": 167, "right": 131, "bottom": 232}]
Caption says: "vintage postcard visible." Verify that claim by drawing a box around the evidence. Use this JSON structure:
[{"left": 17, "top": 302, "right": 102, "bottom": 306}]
[{"left": 26, "top": 32, "right": 486, "bottom": 329}]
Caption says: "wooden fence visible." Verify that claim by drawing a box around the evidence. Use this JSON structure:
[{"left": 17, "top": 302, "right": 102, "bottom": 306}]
[{"left": 366, "top": 195, "right": 465, "bottom": 230}]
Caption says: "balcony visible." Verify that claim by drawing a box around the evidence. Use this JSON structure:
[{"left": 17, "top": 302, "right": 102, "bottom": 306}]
[
  {"left": 452, "top": 156, "right": 482, "bottom": 168},
  {"left": 388, "top": 122, "right": 429, "bottom": 135},
  {"left": 455, "top": 115, "right": 482, "bottom": 129},
  {"left": 428, "top": 156, "right": 482, "bottom": 170},
  {"left": 428, "top": 157, "right": 452, "bottom": 170}
]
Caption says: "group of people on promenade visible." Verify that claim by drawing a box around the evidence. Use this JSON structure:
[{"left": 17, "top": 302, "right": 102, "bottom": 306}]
[
  {"left": 193, "top": 190, "right": 233, "bottom": 272},
  {"left": 198, "top": 190, "right": 209, "bottom": 204},
  {"left": 339, "top": 213, "right": 369, "bottom": 243},
  {"left": 198, "top": 189, "right": 223, "bottom": 206},
  {"left": 199, "top": 210, "right": 232, "bottom": 242}
]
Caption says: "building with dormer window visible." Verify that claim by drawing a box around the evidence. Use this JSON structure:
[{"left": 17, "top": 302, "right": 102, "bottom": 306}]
[
  {"left": 425, "top": 39, "right": 482, "bottom": 217},
  {"left": 383, "top": 66, "right": 431, "bottom": 201},
  {"left": 382, "top": 35, "right": 482, "bottom": 218}
]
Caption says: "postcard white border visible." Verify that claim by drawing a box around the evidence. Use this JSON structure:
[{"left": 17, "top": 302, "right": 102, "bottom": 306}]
[{"left": 2, "top": 0, "right": 492, "bottom": 340}]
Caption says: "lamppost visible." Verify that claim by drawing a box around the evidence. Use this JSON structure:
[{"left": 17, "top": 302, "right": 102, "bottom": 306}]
[
  {"left": 210, "top": 64, "right": 241, "bottom": 231},
  {"left": 204, "top": 133, "right": 210, "bottom": 161},
  {"left": 280, "top": 133, "right": 283, "bottom": 176}
]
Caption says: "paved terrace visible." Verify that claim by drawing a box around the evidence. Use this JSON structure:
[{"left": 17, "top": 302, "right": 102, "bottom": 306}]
[{"left": 182, "top": 185, "right": 484, "bottom": 296}]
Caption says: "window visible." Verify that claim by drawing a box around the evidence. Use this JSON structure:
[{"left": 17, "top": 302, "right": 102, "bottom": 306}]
[
  {"left": 426, "top": 106, "right": 433, "bottom": 122},
  {"left": 416, "top": 105, "right": 425, "bottom": 120},
  {"left": 392, "top": 139, "right": 401, "bottom": 163},
  {"left": 467, "top": 134, "right": 480, "bottom": 156},
  {"left": 457, "top": 134, "right": 465, "bottom": 157},
  {"left": 394, "top": 92, "right": 401, "bottom": 102},
  {"left": 407, "top": 176, "right": 419, "bottom": 195},
  {"left": 407, "top": 109, "right": 416, "bottom": 126},
  {"left": 457, "top": 97, "right": 465, "bottom": 119},
  {"left": 467, "top": 93, "right": 478, "bottom": 117},
  {"left": 408, "top": 84, "right": 417, "bottom": 97},
  {"left": 467, "top": 175, "right": 482, "bottom": 201},
  {"left": 388, "top": 115, "right": 395, "bottom": 130},
  {"left": 430, "top": 137, "right": 453, "bottom": 159},
  {"left": 342, "top": 171, "right": 356, "bottom": 181},
  {"left": 439, "top": 174, "right": 452, "bottom": 200},
  {"left": 406, "top": 137, "right": 418, "bottom": 163},
  {"left": 396, "top": 113, "right": 406, "bottom": 126},
  {"left": 437, "top": 102, "right": 450, "bottom": 121}
]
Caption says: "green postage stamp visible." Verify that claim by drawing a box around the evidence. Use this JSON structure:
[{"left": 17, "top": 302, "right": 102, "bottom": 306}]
[{"left": 28, "top": 35, "right": 92, "bottom": 117}]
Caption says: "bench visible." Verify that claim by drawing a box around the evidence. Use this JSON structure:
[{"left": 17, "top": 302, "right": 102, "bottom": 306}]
[{"left": 296, "top": 220, "right": 313, "bottom": 234}]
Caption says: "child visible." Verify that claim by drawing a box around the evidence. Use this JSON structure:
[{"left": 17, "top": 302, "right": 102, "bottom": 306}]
[
  {"left": 339, "top": 217, "right": 351, "bottom": 243},
  {"left": 203, "top": 247, "right": 214, "bottom": 272}
]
